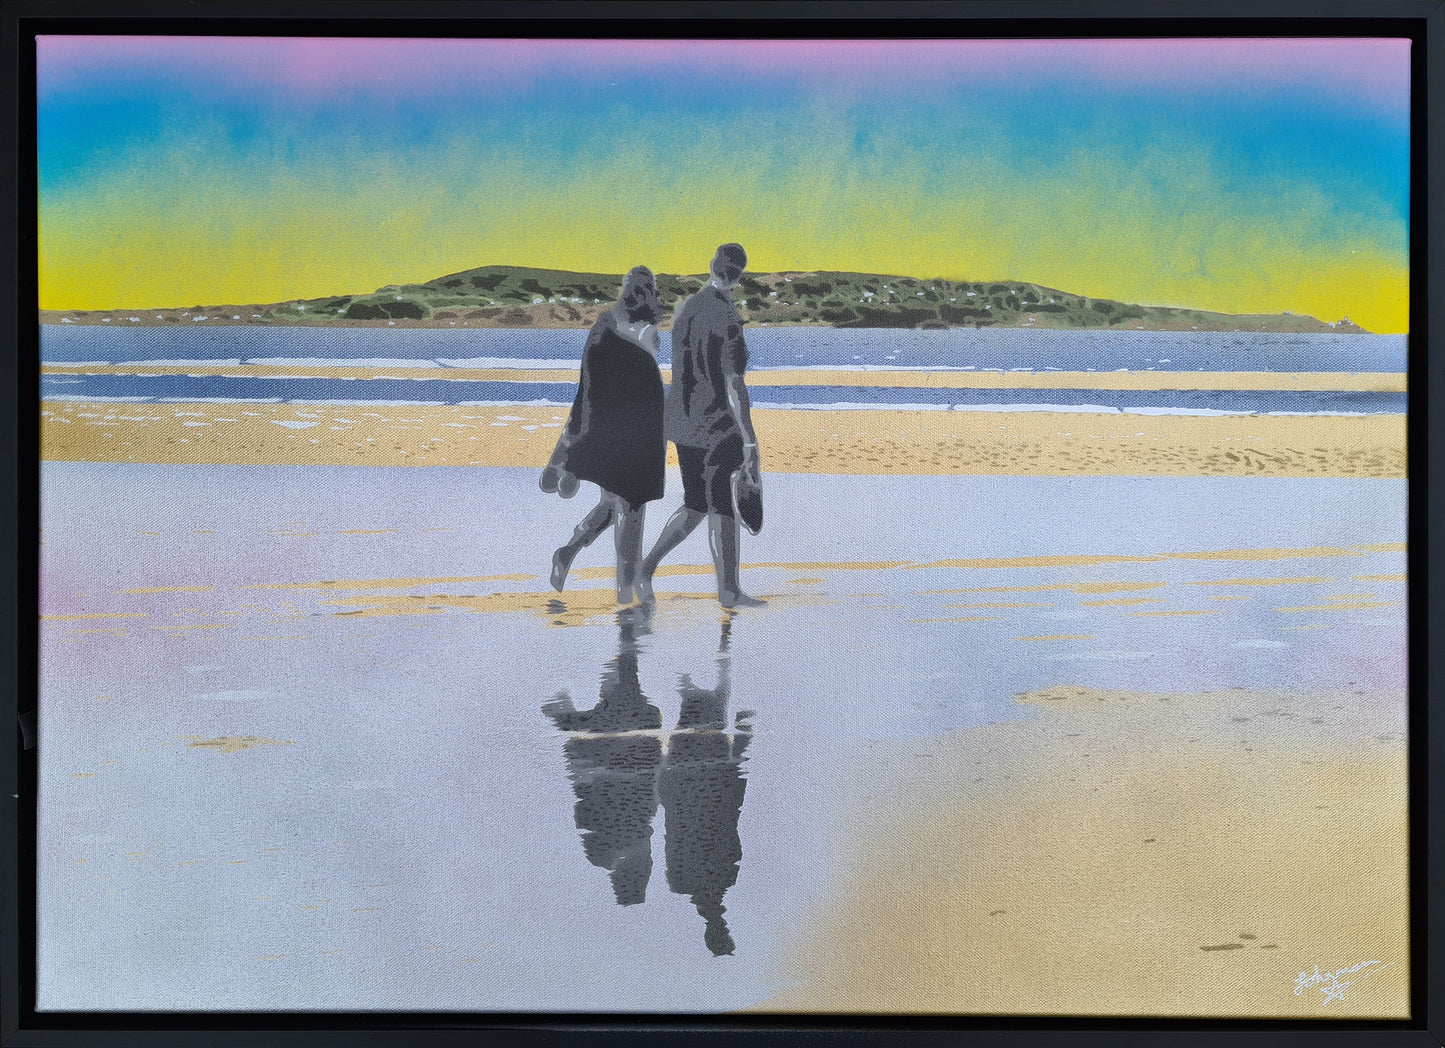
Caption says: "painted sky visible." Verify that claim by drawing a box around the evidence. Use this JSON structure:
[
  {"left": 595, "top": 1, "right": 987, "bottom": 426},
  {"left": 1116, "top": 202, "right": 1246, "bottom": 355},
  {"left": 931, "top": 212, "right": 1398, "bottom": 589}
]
[{"left": 37, "top": 36, "right": 1410, "bottom": 331}]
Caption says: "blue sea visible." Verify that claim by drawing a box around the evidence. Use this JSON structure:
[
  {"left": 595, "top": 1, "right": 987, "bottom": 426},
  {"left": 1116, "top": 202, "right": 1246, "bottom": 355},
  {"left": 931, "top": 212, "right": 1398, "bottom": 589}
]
[{"left": 41, "top": 326, "right": 1408, "bottom": 416}]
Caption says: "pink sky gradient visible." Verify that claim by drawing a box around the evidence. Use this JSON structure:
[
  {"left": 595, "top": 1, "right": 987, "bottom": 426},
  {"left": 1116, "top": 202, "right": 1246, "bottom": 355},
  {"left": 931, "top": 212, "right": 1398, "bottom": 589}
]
[{"left": 38, "top": 35, "right": 1410, "bottom": 113}]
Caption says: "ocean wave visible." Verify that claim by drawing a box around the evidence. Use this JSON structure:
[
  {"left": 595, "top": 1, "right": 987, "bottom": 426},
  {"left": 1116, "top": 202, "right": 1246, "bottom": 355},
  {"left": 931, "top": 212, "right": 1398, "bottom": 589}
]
[
  {"left": 41, "top": 326, "right": 1409, "bottom": 375},
  {"left": 156, "top": 397, "right": 285, "bottom": 403},
  {"left": 116, "top": 358, "right": 245, "bottom": 367},
  {"left": 436, "top": 357, "right": 581, "bottom": 370},
  {"left": 458, "top": 399, "right": 572, "bottom": 408},
  {"left": 43, "top": 394, "right": 155, "bottom": 402},
  {"left": 773, "top": 363, "right": 1008, "bottom": 373},
  {"left": 243, "top": 357, "right": 442, "bottom": 368},
  {"left": 38, "top": 390, "right": 1398, "bottom": 418},
  {"left": 289, "top": 399, "right": 448, "bottom": 406}
]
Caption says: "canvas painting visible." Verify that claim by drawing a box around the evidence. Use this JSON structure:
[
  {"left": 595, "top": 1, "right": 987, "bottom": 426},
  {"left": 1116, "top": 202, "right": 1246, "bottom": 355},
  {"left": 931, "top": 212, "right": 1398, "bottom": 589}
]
[{"left": 34, "top": 34, "right": 1410, "bottom": 1016}]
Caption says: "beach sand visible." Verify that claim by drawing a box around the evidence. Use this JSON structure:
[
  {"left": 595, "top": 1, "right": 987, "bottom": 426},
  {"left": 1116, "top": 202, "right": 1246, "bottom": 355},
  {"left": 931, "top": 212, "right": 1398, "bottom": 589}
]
[
  {"left": 758, "top": 683, "right": 1409, "bottom": 1018},
  {"left": 36, "top": 460, "right": 1409, "bottom": 1013},
  {"left": 40, "top": 400, "right": 1406, "bottom": 477},
  {"left": 36, "top": 395, "right": 1410, "bottom": 1014}
]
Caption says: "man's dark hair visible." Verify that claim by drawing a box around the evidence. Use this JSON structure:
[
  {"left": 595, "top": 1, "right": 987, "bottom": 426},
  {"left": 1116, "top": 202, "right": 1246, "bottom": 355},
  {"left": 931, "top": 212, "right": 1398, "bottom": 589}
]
[{"left": 710, "top": 243, "right": 747, "bottom": 284}]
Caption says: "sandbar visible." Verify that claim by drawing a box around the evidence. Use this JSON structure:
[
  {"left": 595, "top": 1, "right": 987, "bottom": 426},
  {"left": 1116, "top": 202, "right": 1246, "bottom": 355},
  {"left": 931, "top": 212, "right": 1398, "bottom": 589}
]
[{"left": 41, "top": 402, "right": 1406, "bottom": 477}]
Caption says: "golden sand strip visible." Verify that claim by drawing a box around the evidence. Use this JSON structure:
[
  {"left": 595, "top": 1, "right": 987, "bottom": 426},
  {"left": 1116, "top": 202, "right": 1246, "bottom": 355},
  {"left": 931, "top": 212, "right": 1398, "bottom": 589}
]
[
  {"left": 40, "top": 402, "right": 1406, "bottom": 477},
  {"left": 119, "top": 585, "right": 213, "bottom": 594},
  {"left": 187, "top": 737, "right": 294, "bottom": 754},
  {"left": 40, "top": 612, "right": 148, "bottom": 621},
  {"left": 924, "top": 581, "right": 1169, "bottom": 594},
  {"left": 244, "top": 574, "right": 536, "bottom": 591},
  {"left": 43, "top": 557, "right": 1404, "bottom": 625},
  {"left": 910, "top": 547, "right": 1364, "bottom": 570},
  {"left": 42, "top": 363, "right": 1406, "bottom": 392},
  {"left": 1186, "top": 576, "right": 1335, "bottom": 586},
  {"left": 758, "top": 684, "right": 1408, "bottom": 1017},
  {"left": 318, "top": 588, "right": 823, "bottom": 627}
]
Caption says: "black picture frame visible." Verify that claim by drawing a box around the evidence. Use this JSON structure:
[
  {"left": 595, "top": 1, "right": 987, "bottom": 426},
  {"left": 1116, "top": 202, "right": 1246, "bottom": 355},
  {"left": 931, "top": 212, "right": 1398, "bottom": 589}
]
[{"left": 3, "top": 2, "right": 1439, "bottom": 1045}]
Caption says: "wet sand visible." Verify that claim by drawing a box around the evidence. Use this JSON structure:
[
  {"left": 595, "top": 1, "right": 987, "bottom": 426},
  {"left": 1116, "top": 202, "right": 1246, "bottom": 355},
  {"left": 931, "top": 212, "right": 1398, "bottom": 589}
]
[
  {"left": 36, "top": 462, "right": 1408, "bottom": 1013},
  {"left": 41, "top": 400, "right": 1406, "bottom": 477},
  {"left": 760, "top": 683, "right": 1409, "bottom": 1018}
]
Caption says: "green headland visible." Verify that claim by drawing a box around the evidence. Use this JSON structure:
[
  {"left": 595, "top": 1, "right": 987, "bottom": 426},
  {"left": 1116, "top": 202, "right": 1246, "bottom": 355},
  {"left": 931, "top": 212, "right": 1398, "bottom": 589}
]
[{"left": 41, "top": 265, "right": 1370, "bottom": 333}]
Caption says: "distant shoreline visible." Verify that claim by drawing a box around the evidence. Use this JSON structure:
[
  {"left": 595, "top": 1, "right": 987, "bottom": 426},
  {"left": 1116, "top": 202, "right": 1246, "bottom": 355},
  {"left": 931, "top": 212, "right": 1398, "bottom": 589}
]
[{"left": 39, "top": 309, "right": 1372, "bottom": 335}]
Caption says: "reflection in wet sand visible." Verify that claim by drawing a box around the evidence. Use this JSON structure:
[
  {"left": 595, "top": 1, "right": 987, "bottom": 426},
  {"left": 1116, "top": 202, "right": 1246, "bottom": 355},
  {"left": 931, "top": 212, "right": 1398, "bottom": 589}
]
[
  {"left": 542, "top": 608, "right": 662, "bottom": 905},
  {"left": 544, "top": 608, "right": 752, "bottom": 955},
  {"left": 659, "top": 618, "right": 750, "bottom": 957}
]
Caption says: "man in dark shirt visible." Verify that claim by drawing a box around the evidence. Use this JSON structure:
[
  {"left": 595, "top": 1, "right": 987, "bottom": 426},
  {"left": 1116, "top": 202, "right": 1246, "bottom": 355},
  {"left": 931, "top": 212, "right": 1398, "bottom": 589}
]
[{"left": 637, "top": 243, "right": 765, "bottom": 608}]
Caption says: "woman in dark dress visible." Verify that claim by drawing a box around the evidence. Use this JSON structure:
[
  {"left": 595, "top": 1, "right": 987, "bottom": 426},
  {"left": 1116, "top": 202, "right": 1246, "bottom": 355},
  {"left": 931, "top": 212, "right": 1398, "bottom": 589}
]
[{"left": 540, "top": 266, "right": 666, "bottom": 604}]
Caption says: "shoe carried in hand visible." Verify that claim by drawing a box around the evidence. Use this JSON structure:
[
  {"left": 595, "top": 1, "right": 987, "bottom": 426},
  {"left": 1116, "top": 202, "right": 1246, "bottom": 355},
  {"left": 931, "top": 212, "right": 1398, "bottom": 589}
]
[{"left": 540, "top": 466, "right": 580, "bottom": 498}]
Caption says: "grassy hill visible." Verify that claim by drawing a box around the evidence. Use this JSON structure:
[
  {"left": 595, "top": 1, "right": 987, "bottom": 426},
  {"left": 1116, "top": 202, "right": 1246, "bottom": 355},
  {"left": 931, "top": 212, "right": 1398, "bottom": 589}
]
[{"left": 42, "top": 264, "right": 1370, "bottom": 333}]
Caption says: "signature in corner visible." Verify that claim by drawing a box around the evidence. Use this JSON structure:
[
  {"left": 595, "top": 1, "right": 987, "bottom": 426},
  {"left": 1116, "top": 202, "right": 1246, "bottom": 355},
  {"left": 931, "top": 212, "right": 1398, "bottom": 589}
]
[{"left": 1293, "top": 960, "right": 1396, "bottom": 1005}]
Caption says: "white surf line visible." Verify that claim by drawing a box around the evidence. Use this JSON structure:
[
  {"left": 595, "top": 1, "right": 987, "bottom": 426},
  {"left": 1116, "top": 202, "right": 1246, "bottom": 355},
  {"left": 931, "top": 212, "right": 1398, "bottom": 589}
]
[
  {"left": 39, "top": 362, "right": 1405, "bottom": 392},
  {"left": 751, "top": 402, "right": 1400, "bottom": 417},
  {"left": 435, "top": 357, "right": 585, "bottom": 369},
  {"left": 38, "top": 395, "right": 1398, "bottom": 417},
  {"left": 745, "top": 369, "right": 1406, "bottom": 392}
]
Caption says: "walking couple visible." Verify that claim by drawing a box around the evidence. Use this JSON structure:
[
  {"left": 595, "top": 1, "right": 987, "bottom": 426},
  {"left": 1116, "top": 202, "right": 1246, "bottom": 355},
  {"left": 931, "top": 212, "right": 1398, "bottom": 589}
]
[{"left": 539, "top": 243, "right": 765, "bottom": 609}]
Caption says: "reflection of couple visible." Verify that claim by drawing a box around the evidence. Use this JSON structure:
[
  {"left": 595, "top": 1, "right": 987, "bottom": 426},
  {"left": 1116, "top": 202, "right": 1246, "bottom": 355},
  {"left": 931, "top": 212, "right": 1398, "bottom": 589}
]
[
  {"left": 543, "top": 608, "right": 751, "bottom": 956},
  {"left": 541, "top": 244, "right": 765, "bottom": 609}
]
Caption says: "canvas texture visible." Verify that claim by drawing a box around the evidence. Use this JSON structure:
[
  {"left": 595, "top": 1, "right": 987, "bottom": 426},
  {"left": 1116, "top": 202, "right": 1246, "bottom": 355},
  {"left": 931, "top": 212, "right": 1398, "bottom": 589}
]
[{"left": 35, "top": 36, "right": 1410, "bottom": 1017}]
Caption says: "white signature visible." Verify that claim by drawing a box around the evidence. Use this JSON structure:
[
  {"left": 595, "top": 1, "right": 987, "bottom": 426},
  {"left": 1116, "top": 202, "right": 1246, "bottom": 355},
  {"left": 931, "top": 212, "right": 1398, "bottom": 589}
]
[{"left": 1293, "top": 960, "right": 1395, "bottom": 1005}]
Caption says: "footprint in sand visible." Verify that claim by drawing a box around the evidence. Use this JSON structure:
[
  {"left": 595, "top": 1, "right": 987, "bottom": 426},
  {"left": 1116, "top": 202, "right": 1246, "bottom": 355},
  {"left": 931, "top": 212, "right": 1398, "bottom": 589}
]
[{"left": 1201, "top": 933, "right": 1275, "bottom": 951}]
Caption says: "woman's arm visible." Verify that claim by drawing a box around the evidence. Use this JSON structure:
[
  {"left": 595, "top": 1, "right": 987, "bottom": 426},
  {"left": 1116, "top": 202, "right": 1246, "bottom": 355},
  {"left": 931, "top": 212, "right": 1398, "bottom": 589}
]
[
  {"left": 544, "top": 324, "right": 600, "bottom": 485},
  {"left": 566, "top": 323, "right": 607, "bottom": 441}
]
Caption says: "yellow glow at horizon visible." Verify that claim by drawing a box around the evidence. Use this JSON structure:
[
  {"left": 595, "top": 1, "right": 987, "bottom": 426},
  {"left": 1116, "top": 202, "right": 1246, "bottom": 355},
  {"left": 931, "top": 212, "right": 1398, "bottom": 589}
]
[{"left": 37, "top": 122, "right": 1411, "bottom": 333}]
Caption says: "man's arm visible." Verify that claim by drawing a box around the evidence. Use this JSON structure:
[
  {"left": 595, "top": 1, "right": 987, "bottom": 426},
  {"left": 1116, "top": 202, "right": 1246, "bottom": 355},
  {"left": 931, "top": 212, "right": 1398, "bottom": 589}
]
[{"left": 722, "top": 322, "right": 759, "bottom": 478}]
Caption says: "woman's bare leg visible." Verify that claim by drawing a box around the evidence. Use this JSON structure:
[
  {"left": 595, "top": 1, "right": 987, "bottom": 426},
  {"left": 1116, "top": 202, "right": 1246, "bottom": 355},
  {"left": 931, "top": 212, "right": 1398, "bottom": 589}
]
[
  {"left": 552, "top": 496, "right": 614, "bottom": 591},
  {"left": 613, "top": 500, "right": 646, "bottom": 604}
]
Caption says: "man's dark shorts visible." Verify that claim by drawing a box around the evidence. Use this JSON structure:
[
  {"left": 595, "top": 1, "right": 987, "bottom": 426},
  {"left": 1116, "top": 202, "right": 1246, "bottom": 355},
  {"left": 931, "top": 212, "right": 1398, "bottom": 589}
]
[{"left": 677, "top": 434, "right": 744, "bottom": 518}]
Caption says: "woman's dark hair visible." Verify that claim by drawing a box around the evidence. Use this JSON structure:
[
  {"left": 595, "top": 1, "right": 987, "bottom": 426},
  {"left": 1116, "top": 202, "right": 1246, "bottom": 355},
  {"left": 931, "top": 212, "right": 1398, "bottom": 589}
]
[{"left": 619, "top": 266, "right": 662, "bottom": 324}]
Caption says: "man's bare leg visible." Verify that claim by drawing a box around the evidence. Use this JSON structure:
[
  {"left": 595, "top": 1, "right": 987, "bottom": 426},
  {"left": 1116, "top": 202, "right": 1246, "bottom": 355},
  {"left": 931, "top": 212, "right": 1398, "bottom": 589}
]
[
  {"left": 552, "top": 496, "right": 614, "bottom": 591},
  {"left": 709, "top": 512, "right": 765, "bottom": 608},
  {"left": 636, "top": 506, "right": 706, "bottom": 605}
]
